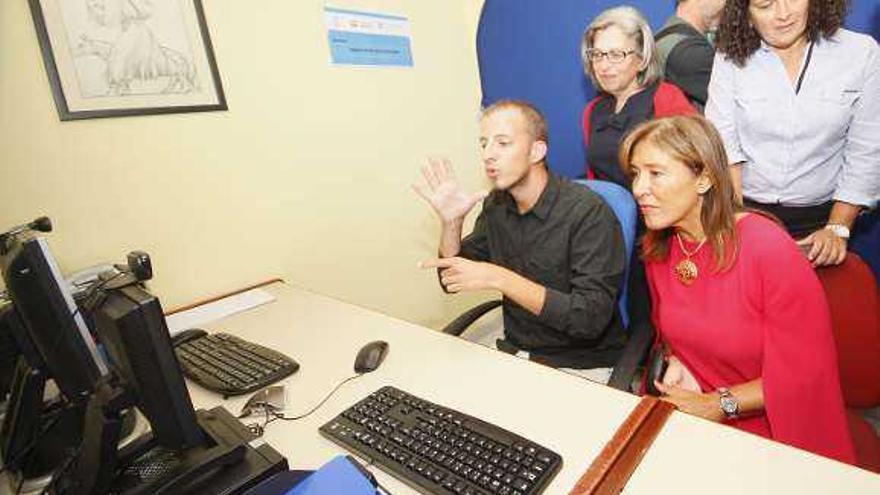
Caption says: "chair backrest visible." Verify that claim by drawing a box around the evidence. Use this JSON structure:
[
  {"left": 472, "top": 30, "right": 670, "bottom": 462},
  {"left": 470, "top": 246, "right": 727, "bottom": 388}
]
[
  {"left": 851, "top": 207, "right": 880, "bottom": 284},
  {"left": 574, "top": 179, "right": 637, "bottom": 328},
  {"left": 815, "top": 253, "right": 880, "bottom": 409}
]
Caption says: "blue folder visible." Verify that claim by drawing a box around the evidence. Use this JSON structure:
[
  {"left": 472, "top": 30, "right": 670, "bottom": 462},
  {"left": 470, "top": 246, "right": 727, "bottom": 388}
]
[{"left": 285, "top": 455, "right": 377, "bottom": 495}]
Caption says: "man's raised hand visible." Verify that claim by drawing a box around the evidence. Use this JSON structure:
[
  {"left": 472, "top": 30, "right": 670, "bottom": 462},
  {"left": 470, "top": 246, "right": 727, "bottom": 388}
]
[{"left": 412, "top": 157, "right": 488, "bottom": 223}]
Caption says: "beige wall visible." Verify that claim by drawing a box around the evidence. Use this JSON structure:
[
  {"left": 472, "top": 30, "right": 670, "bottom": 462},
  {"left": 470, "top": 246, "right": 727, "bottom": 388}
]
[{"left": 0, "top": 0, "right": 491, "bottom": 329}]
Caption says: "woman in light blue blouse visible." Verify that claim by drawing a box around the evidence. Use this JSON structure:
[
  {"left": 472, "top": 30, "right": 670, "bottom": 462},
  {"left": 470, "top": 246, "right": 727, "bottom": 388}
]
[{"left": 706, "top": 0, "right": 879, "bottom": 267}]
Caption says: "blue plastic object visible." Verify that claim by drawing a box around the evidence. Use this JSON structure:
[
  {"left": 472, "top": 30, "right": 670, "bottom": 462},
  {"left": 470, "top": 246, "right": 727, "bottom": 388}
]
[
  {"left": 574, "top": 179, "right": 637, "bottom": 329},
  {"left": 285, "top": 456, "right": 376, "bottom": 495}
]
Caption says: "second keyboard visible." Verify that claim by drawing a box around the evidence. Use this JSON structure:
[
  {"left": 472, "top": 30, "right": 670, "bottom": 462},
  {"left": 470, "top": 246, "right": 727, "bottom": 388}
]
[{"left": 174, "top": 332, "right": 299, "bottom": 397}]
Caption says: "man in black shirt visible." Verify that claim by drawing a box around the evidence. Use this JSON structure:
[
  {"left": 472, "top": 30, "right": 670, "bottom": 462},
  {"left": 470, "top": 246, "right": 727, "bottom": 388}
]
[
  {"left": 414, "top": 100, "right": 626, "bottom": 382},
  {"left": 656, "top": 0, "right": 725, "bottom": 109}
]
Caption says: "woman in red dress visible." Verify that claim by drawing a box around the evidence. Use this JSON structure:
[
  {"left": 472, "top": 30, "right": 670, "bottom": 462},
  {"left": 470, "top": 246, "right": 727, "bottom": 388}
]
[{"left": 618, "top": 115, "right": 855, "bottom": 464}]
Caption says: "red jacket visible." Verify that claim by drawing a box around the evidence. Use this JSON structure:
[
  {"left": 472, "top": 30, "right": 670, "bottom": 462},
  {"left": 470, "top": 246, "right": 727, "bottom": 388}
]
[{"left": 583, "top": 81, "right": 695, "bottom": 178}]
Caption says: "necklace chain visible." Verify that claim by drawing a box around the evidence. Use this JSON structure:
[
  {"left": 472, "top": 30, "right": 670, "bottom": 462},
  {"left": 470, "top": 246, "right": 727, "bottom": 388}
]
[{"left": 676, "top": 232, "right": 707, "bottom": 258}]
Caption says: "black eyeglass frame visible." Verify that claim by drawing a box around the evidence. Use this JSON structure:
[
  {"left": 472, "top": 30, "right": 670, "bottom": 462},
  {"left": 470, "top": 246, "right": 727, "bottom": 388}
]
[{"left": 585, "top": 49, "right": 638, "bottom": 64}]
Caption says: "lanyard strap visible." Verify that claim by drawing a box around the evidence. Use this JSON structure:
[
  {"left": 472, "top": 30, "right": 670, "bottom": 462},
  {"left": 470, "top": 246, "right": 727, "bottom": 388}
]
[{"left": 795, "top": 41, "right": 815, "bottom": 94}]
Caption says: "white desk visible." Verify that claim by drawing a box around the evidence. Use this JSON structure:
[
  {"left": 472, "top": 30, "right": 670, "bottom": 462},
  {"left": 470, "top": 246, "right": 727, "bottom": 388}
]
[
  {"left": 626, "top": 411, "right": 880, "bottom": 494},
  {"left": 185, "top": 283, "right": 880, "bottom": 494},
  {"left": 186, "top": 283, "right": 639, "bottom": 494}
]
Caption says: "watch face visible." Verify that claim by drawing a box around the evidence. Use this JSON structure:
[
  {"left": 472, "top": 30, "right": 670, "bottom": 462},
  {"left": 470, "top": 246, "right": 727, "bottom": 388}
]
[{"left": 720, "top": 396, "right": 738, "bottom": 415}]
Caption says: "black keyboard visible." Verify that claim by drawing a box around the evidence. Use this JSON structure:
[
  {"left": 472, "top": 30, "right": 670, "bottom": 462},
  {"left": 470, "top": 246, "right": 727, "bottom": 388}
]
[
  {"left": 320, "top": 386, "right": 562, "bottom": 495},
  {"left": 173, "top": 331, "right": 299, "bottom": 397}
]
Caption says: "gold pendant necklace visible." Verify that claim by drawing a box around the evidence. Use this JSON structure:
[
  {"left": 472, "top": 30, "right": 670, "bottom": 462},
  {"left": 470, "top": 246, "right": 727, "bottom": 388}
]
[{"left": 674, "top": 232, "right": 707, "bottom": 286}]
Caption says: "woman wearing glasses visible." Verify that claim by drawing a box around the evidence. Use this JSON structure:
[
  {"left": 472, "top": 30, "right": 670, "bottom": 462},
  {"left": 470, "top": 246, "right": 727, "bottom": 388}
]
[
  {"left": 580, "top": 6, "right": 694, "bottom": 350},
  {"left": 581, "top": 6, "right": 694, "bottom": 187}
]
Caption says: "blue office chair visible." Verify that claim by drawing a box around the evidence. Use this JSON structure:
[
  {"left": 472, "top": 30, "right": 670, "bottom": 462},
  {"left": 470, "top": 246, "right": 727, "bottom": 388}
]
[
  {"left": 573, "top": 180, "right": 636, "bottom": 328},
  {"left": 441, "top": 180, "right": 651, "bottom": 391}
]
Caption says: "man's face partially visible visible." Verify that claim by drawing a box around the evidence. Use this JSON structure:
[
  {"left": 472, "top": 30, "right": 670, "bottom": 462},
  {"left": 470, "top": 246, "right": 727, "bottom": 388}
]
[
  {"left": 479, "top": 108, "right": 542, "bottom": 191},
  {"left": 701, "top": 0, "right": 727, "bottom": 31}
]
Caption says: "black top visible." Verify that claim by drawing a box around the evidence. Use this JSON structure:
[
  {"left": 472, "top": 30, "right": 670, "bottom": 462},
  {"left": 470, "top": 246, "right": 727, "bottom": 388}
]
[
  {"left": 457, "top": 174, "right": 626, "bottom": 369},
  {"left": 660, "top": 20, "right": 714, "bottom": 108},
  {"left": 587, "top": 82, "right": 659, "bottom": 187}
]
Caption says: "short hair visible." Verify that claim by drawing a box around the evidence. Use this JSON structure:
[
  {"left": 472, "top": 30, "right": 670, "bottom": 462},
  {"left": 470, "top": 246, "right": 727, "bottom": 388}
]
[
  {"left": 481, "top": 99, "right": 549, "bottom": 145},
  {"left": 717, "top": 0, "right": 849, "bottom": 66},
  {"left": 581, "top": 6, "right": 662, "bottom": 90},
  {"left": 618, "top": 115, "right": 741, "bottom": 272}
]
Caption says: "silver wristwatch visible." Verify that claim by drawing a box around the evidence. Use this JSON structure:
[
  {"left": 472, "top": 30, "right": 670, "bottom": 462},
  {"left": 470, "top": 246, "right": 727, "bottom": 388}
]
[
  {"left": 718, "top": 387, "right": 739, "bottom": 419},
  {"left": 824, "top": 223, "right": 850, "bottom": 239}
]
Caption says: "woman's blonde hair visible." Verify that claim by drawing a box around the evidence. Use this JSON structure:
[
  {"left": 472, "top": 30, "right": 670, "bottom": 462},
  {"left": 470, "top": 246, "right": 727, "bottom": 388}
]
[
  {"left": 581, "top": 6, "right": 662, "bottom": 90},
  {"left": 618, "top": 115, "right": 743, "bottom": 272}
]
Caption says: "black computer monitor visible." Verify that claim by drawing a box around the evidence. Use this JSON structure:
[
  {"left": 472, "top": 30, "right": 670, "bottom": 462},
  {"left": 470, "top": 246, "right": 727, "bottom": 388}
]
[
  {"left": 92, "top": 283, "right": 204, "bottom": 450},
  {"left": 0, "top": 303, "right": 26, "bottom": 399},
  {"left": 0, "top": 234, "right": 110, "bottom": 478},
  {"left": 0, "top": 234, "right": 107, "bottom": 400}
]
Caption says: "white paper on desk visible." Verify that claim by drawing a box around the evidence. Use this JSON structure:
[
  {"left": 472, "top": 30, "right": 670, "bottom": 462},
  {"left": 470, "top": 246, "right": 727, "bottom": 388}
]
[{"left": 165, "top": 288, "right": 276, "bottom": 336}]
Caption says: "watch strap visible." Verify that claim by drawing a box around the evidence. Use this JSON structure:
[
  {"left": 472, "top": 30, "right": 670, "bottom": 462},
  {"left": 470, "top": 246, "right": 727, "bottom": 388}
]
[{"left": 824, "top": 223, "right": 850, "bottom": 239}]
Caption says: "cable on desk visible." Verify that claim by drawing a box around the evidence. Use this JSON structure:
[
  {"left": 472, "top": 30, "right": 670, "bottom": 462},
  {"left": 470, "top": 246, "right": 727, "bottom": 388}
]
[
  {"left": 364, "top": 461, "right": 395, "bottom": 495},
  {"left": 347, "top": 455, "right": 395, "bottom": 495},
  {"left": 271, "top": 374, "right": 362, "bottom": 422},
  {"left": 240, "top": 376, "right": 396, "bottom": 494},
  {"left": 245, "top": 406, "right": 274, "bottom": 437},
  {"left": 375, "top": 481, "right": 394, "bottom": 495}
]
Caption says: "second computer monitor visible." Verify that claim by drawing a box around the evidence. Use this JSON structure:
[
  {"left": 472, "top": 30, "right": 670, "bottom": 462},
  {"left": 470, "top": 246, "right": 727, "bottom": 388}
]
[{"left": 92, "top": 283, "right": 204, "bottom": 450}]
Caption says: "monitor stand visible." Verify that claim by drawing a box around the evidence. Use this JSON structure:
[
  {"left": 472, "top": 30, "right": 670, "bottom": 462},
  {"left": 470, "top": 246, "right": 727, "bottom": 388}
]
[
  {"left": 0, "top": 359, "right": 90, "bottom": 476},
  {"left": 0, "top": 409, "right": 141, "bottom": 495},
  {"left": 57, "top": 377, "right": 287, "bottom": 495}
]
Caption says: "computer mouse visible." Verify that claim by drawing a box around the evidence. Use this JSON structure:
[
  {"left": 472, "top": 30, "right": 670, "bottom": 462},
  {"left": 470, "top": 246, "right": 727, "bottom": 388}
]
[
  {"left": 171, "top": 328, "right": 207, "bottom": 346},
  {"left": 354, "top": 341, "right": 389, "bottom": 374}
]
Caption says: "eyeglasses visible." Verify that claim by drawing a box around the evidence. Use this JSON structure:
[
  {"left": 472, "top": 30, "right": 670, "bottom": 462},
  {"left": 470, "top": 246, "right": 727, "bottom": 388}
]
[{"left": 586, "top": 49, "right": 637, "bottom": 64}]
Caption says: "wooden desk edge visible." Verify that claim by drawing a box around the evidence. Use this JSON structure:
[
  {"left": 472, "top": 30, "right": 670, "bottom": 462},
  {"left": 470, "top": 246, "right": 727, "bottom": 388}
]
[
  {"left": 568, "top": 396, "right": 675, "bottom": 495},
  {"left": 164, "top": 278, "right": 285, "bottom": 316}
]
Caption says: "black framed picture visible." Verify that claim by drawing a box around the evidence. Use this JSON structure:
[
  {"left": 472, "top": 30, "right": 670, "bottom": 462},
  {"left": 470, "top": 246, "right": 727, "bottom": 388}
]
[{"left": 28, "top": 0, "right": 227, "bottom": 120}]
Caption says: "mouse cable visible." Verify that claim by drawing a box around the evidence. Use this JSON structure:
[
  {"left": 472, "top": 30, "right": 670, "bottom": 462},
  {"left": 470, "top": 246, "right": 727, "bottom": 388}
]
[
  {"left": 271, "top": 373, "right": 362, "bottom": 422},
  {"left": 362, "top": 459, "right": 396, "bottom": 495},
  {"left": 346, "top": 455, "right": 395, "bottom": 495}
]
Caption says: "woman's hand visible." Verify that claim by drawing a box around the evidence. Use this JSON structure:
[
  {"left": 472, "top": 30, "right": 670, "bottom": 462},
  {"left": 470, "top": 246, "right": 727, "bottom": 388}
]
[
  {"left": 662, "top": 355, "right": 701, "bottom": 392},
  {"left": 796, "top": 228, "right": 847, "bottom": 267},
  {"left": 654, "top": 381, "right": 725, "bottom": 423}
]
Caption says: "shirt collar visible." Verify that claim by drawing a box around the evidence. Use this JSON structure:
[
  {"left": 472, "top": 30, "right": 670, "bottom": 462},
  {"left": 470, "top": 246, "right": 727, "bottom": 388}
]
[
  {"left": 666, "top": 16, "right": 688, "bottom": 28},
  {"left": 503, "top": 172, "right": 560, "bottom": 220},
  {"left": 758, "top": 33, "right": 837, "bottom": 53}
]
